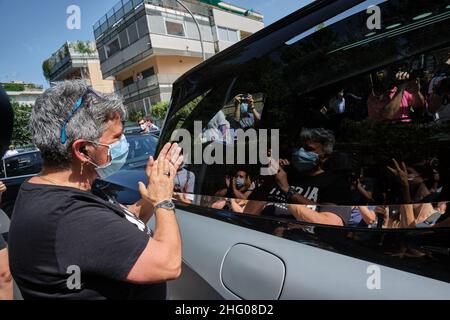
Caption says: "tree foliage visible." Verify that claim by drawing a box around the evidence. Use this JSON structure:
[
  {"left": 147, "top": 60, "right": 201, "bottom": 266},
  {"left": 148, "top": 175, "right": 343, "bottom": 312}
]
[
  {"left": 150, "top": 101, "right": 169, "bottom": 121},
  {"left": 128, "top": 110, "right": 144, "bottom": 123},
  {"left": 2, "top": 83, "right": 25, "bottom": 92},
  {"left": 11, "top": 102, "right": 33, "bottom": 147}
]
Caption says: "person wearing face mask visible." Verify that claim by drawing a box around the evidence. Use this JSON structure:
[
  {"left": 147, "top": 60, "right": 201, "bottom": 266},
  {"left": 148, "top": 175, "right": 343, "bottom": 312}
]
[
  {"left": 215, "top": 170, "right": 252, "bottom": 200},
  {"left": 213, "top": 170, "right": 253, "bottom": 211},
  {"left": 8, "top": 81, "right": 184, "bottom": 300},
  {"left": 247, "top": 128, "right": 352, "bottom": 226},
  {"left": 139, "top": 119, "right": 150, "bottom": 134}
]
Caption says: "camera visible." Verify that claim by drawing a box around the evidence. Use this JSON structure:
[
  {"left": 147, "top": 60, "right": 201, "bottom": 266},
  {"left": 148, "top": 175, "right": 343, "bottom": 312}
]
[{"left": 240, "top": 93, "right": 251, "bottom": 103}]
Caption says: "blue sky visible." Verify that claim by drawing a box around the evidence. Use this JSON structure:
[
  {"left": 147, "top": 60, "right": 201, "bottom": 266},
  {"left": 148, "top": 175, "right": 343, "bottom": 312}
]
[{"left": 0, "top": 0, "right": 314, "bottom": 87}]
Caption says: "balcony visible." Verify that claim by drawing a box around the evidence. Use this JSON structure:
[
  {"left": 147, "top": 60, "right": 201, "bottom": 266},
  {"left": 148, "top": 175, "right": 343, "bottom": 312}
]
[
  {"left": 117, "top": 73, "right": 181, "bottom": 97},
  {"left": 93, "top": 0, "right": 212, "bottom": 40},
  {"left": 43, "top": 41, "right": 99, "bottom": 81}
]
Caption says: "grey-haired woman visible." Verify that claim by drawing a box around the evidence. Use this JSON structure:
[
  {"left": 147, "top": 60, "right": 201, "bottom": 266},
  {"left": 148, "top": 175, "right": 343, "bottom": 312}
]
[{"left": 8, "top": 81, "right": 183, "bottom": 300}]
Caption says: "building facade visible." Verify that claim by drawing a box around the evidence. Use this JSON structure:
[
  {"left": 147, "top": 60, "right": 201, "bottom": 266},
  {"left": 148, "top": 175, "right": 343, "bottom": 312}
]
[
  {"left": 42, "top": 41, "right": 115, "bottom": 93},
  {"left": 93, "top": 0, "right": 264, "bottom": 114},
  {"left": 1, "top": 81, "right": 44, "bottom": 106}
]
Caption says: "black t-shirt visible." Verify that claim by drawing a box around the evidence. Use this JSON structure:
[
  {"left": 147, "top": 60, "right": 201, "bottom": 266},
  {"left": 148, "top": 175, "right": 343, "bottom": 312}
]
[
  {"left": 249, "top": 169, "right": 351, "bottom": 224},
  {"left": 8, "top": 181, "right": 166, "bottom": 300}
]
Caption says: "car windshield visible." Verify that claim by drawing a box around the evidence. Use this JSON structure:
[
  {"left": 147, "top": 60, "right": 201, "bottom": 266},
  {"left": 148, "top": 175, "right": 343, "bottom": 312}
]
[{"left": 125, "top": 133, "right": 159, "bottom": 168}]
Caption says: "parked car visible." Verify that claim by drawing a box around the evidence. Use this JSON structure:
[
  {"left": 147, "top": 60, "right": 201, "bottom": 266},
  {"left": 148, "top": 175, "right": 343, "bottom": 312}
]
[
  {"left": 123, "top": 125, "right": 142, "bottom": 135},
  {"left": 93, "top": 0, "right": 450, "bottom": 299},
  {"left": 0, "top": 150, "right": 42, "bottom": 216},
  {"left": 124, "top": 125, "right": 160, "bottom": 137}
]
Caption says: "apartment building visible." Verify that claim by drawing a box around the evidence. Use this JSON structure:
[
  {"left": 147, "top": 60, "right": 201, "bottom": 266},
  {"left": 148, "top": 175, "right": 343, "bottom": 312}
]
[
  {"left": 42, "top": 41, "right": 115, "bottom": 93},
  {"left": 93, "top": 0, "right": 264, "bottom": 114}
]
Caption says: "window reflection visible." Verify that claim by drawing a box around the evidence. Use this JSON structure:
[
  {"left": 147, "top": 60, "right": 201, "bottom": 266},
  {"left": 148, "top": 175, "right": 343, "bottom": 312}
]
[{"left": 163, "top": 0, "right": 450, "bottom": 229}]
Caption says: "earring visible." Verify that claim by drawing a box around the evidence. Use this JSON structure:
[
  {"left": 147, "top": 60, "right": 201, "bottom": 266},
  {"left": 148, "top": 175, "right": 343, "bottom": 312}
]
[{"left": 80, "top": 161, "right": 85, "bottom": 176}]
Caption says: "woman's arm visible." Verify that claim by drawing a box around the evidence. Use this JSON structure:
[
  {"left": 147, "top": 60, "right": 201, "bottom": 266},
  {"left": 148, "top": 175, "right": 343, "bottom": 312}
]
[{"left": 127, "top": 144, "right": 184, "bottom": 224}]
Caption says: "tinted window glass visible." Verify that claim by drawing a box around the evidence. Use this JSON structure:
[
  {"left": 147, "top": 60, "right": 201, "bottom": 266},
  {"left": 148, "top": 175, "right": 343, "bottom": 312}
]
[
  {"left": 137, "top": 15, "right": 149, "bottom": 37},
  {"left": 5, "top": 152, "right": 42, "bottom": 178},
  {"left": 119, "top": 29, "right": 129, "bottom": 48},
  {"left": 98, "top": 46, "right": 107, "bottom": 62},
  {"left": 126, "top": 134, "right": 158, "bottom": 168},
  {"left": 163, "top": 0, "right": 450, "bottom": 228},
  {"left": 106, "top": 38, "right": 120, "bottom": 57},
  {"left": 0, "top": 160, "right": 5, "bottom": 179},
  {"left": 127, "top": 23, "right": 139, "bottom": 44}
]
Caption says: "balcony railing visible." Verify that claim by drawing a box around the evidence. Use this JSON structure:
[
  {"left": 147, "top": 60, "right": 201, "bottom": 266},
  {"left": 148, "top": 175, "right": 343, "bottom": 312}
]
[
  {"left": 93, "top": 0, "right": 212, "bottom": 39},
  {"left": 44, "top": 41, "right": 98, "bottom": 80},
  {"left": 117, "top": 73, "right": 181, "bottom": 97}
]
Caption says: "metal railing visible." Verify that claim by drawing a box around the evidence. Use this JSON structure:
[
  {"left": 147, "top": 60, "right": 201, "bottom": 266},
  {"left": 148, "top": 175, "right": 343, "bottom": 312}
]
[
  {"left": 46, "top": 41, "right": 99, "bottom": 79},
  {"left": 93, "top": 0, "right": 212, "bottom": 39},
  {"left": 117, "top": 73, "right": 181, "bottom": 97},
  {"left": 94, "top": 0, "right": 145, "bottom": 39}
]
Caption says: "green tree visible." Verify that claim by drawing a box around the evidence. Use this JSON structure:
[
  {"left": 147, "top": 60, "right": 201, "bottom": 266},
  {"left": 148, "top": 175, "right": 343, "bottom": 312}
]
[
  {"left": 150, "top": 101, "right": 169, "bottom": 122},
  {"left": 2, "top": 83, "right": 25, "bottom": 92},
  {"left": 11, "top": 102, "right": 33, "bottom": 147},
  {"left": 128, "top": 110, "right": 144, "bottom": 123},
  {"left": 42, "top": 59, "right": 52, "bottom": 80}
]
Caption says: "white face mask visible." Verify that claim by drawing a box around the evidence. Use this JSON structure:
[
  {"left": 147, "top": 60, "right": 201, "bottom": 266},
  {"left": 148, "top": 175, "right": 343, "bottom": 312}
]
[{"left": 140, "top": 124, "right": 147, "bottom": 130}]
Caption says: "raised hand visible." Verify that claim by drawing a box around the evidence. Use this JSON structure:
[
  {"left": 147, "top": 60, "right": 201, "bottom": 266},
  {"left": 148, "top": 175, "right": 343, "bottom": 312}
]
[
  {"left": 0, "top": 181, "right": 6, "bottom": 194},
  {"left": 138, "top": 143, "right": 183, "bottom": 206},
  {"left": 387, "top": 159, "right": 409, "bottom": 187}
]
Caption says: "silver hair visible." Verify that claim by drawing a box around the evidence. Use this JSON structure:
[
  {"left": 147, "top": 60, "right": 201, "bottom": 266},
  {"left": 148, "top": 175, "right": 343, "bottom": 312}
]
[
  {"left": 31, "top": 80, "right": 127, "bottom": 168},
  {"left": 300, "top": 128, "right": 335, "bottom": 155}
]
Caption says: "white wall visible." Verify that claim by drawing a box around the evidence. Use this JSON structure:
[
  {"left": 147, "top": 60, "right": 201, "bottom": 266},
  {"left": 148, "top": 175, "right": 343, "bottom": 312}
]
[
  {"left": 212, "top": 8, "right": 264, "bottom": 34},
  {"left": 150, "top": 34, "right": 215, "bottom": 56},
  {"left": 7, "top": 92, "right": 43, "bottom": 105}
]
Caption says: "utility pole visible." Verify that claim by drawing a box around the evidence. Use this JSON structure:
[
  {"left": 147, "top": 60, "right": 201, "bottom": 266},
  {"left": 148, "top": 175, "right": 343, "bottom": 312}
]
[{"left": 175, "top": 0, "right": 206, "bottom": 61}]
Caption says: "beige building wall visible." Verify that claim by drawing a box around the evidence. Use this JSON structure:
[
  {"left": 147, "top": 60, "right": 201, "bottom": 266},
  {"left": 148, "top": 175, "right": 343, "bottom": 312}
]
[
  {"left": 115, "top": 56, "right": 158, "bottom": 82},
  {"left": 115, "top": 55, "right": 201, "bottom": 82},
  {"left": 87, "top": 61, "right": 115, "bottom": 93},
  {"left": 154, "top": 56, "right": 202, "bottom": 75}
]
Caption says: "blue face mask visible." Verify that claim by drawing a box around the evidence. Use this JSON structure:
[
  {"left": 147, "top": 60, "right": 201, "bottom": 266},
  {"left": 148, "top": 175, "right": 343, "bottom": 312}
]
[
  {"left": 87, "top": 135, "right": 129, "bottom": 179},
  {"left": 240, "top": 103, "right": 249, "bottom": 114},
  {"left": 291, "top": 148, "right": 319, "bottom": 173},
  {"left": 235, "top": 177, "right": 245, "bottom": 189}
]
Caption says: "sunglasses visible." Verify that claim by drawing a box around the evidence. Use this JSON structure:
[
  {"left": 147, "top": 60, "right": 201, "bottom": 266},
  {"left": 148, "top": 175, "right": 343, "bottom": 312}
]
[{"left": 61, "top": 87, "right": 102, "bottom": 144}]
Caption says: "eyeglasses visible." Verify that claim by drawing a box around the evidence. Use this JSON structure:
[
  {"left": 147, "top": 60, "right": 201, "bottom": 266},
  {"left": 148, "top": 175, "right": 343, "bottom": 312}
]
[{"left": 61, "top": 87, "right": 102, "bottom": 144}]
